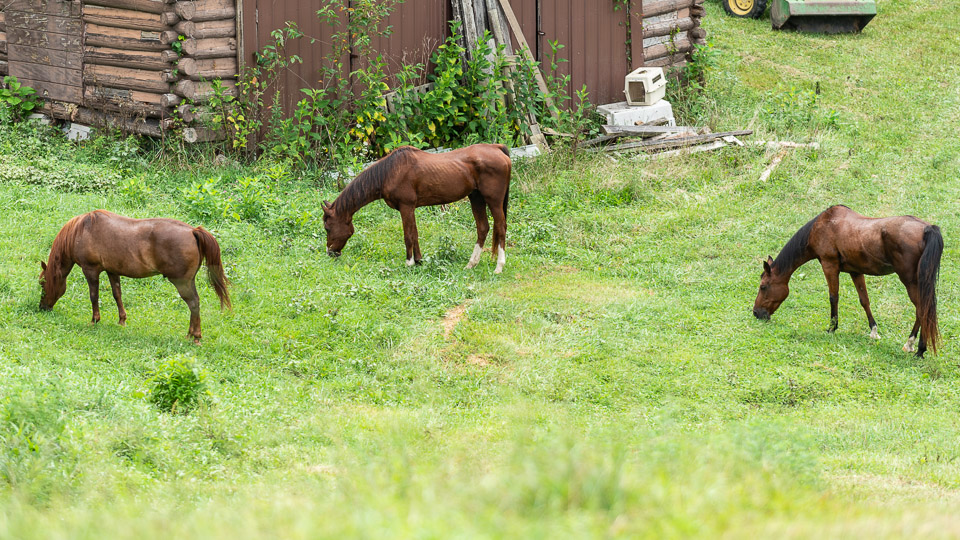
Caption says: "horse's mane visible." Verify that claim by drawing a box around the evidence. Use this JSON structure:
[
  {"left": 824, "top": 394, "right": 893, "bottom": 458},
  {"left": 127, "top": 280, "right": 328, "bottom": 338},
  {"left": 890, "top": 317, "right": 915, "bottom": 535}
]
[
  {"left": 47, "top": 212, "right": 95, "bottom": 281},
  {"left": 334, "top": 146, "right": 418, "bottom": 214},
  {"left": 773, "top": 209, "right": 826, "bottom": 273}
]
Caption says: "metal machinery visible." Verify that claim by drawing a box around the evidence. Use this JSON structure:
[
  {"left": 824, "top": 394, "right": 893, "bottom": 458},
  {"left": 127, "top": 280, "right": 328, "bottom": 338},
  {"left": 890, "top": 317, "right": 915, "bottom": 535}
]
[{"left": 721, "top": 0, "right": 876, "bottom": 33}]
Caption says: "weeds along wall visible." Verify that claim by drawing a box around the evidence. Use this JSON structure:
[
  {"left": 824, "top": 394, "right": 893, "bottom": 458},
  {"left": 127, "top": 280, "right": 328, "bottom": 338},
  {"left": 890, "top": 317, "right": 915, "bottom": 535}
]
[{"left": 0, "top": 0, "right": 240, "bottom": 137}]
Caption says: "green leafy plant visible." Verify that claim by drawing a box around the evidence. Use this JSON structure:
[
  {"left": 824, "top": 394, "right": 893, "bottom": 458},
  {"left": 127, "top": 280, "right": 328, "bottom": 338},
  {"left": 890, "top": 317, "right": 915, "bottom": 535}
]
[
  {"left": 145, "top": 355, "right": 210, "bottom": 414},
  {"left": 0, "top": 76, "right": 39, "bottom": 122}
]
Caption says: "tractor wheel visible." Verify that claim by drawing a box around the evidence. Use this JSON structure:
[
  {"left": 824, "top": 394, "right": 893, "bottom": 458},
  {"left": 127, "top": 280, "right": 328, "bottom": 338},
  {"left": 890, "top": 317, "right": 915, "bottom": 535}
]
[{"left": 721, "top": 0, "right": 767, "bottom": 18}]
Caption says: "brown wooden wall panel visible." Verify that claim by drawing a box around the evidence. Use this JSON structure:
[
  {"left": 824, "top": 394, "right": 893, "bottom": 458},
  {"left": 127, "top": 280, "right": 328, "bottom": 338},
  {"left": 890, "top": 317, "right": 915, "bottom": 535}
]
[
  {"left": 8, "top": 27, "right": 81, "bottom": 50},
  {"left": 8, "top": 43, "right": 81, "bottom": 69},
  {"left": 9, "top": 59, "right": 81, "bottom": 85},
  {"left": 238, "top": 0, "right": 637, "bottom": 116},
  {"left": 15, "top": 76, "right": 81, "bottom": 101},
  {"left": 8, "top": 0, "right": 81, "bottom": 17},
  {"left": 7, "top": 11, "right": 82, "bottom": 33}
]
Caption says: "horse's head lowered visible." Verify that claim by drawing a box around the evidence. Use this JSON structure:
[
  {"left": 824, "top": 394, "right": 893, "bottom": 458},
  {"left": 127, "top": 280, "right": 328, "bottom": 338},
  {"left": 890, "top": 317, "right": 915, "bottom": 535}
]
[
  {"left": 753, "top": 256, "right": 789, "bottom": 320},
  {"left": 322, "top": 201, "right": 354, "bottom": 257},
  {"left": 38, "top": 261, "right": 65, "bottom": 311}
]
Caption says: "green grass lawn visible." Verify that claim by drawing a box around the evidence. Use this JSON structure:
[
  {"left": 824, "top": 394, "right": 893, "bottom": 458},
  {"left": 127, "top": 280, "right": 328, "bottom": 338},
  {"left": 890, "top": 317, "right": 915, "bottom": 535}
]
[{"left": 2, "top": 0, "right": 960, "bottom": 537}]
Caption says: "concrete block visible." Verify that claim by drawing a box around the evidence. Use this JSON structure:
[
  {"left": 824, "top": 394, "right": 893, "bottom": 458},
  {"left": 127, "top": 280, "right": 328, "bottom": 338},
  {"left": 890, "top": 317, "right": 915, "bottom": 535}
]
[{"left": 596, "top": 100, "right": 676, "bottom": 127}]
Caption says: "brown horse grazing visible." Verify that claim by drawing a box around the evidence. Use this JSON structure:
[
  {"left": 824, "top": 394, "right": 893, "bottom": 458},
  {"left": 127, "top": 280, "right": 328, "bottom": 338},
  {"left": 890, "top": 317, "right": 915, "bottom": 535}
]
[
  {"left": 753, "top": 205, "right": 943, "bottom": 357},
  {"left": 39, "top": 210, "right": 231, "bottom": 343},
  {"left": 322, "top": 144, "right": 512, "bottom": 273}
]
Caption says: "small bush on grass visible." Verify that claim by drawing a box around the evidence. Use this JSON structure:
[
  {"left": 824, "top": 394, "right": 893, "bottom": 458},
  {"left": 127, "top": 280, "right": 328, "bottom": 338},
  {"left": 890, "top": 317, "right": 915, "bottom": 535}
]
[{"left": 145, "top": 355, "right": 210, "bottom": 414}]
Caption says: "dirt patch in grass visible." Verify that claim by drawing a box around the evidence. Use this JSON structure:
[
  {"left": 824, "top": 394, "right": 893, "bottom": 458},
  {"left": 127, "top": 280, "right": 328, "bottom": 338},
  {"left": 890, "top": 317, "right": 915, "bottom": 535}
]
[{"left": 442, "top": 301, "right": 471, "bottom": 339}]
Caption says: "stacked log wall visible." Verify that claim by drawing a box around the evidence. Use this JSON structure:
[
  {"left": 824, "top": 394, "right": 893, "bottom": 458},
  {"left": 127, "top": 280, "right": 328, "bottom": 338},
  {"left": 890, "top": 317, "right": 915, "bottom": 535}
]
[
  {"left": 641, "top": 0, "right": 706, "bottom": 70},
  {"left": 0, "top": 5, "right": 7, "bottom": 75}
]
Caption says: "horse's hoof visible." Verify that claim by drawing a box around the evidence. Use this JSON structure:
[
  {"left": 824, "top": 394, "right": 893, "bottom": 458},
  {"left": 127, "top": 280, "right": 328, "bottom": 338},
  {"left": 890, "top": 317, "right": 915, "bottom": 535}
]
[
  {"left": 118, "top": 320, "right": 126, "bottom": 327},
  {"left": 869, "top": 327, "right": 880, "bottom": 340},
  {"left": 193, "top": 338, "right": 202, "bottom": 345}
]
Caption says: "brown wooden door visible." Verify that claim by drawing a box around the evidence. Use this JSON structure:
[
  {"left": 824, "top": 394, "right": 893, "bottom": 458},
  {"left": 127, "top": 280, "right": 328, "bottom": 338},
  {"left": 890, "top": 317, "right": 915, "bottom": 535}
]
[{"left": 7, "top": 0, "right": 83, "bottom": 103}]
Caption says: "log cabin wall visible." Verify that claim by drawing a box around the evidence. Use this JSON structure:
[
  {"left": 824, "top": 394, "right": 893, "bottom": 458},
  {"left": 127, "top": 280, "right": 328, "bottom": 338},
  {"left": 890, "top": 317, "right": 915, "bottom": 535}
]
[
  {"left": 0, "top": 0, "right": 241, "bottom": 136},
  {"left": 641, "top": 0, "right": 706, "bottom": 70}
]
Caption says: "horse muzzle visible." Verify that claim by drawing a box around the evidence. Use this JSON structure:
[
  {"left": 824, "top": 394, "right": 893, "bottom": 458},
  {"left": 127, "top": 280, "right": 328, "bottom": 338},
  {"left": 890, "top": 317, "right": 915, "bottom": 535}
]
[
  {"left": 327, "top": 250, "right": 341, "bottom": 258},
  {"left": 39, "top": 304, "right": 52, "bottom": 312},
  {"left": 753, "top": 307, "right": 770, "bottom": 321}
]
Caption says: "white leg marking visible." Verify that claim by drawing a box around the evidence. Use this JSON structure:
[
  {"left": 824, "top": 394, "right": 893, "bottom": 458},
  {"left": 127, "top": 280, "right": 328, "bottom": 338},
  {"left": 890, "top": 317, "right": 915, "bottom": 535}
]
[
  {"left": 406, "top": 257, "right": 415, "bottom": 267},
  {"left": 903, "top": 336, "right": 916, "bottom": 353},
  {"left": 466, "top": 244, "right": 483, "bottom": 269},
  {"left": 869, "top": 326, "right": 879, "bottom": 340},
  {"left": 494, "top": 246, "right": 506, "bottom": 274}
]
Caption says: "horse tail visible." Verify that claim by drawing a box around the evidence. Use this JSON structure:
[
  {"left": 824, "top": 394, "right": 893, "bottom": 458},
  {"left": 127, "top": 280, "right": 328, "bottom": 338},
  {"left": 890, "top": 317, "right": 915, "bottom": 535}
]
[
  {"left": 193, "top": 227, "right": 232, "bottom": 311},
  {"left": 498, "top": 144, "right": 510, "bottom": 158},
  {"left": 918, "top": 225, "right": 942, "bottom": 354}
]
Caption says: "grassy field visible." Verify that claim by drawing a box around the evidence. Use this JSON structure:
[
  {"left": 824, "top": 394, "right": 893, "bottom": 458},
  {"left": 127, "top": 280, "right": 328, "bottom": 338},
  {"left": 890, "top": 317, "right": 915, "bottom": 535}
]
[{"left": 2, "top": 0, "right": 960, "bottom": 537}]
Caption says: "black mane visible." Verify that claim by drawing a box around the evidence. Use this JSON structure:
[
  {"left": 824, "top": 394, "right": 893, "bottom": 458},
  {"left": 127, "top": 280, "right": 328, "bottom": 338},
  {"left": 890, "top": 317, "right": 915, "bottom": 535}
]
[
  {"left": 334, "top": 146, "right": 417, "bottom": 214},
  {"left": 773, "top": 210, "right": 824, "bottom": 272}
]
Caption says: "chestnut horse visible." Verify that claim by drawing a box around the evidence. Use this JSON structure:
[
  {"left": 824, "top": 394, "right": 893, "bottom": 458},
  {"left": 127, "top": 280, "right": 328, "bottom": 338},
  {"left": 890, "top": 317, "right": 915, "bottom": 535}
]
[
  {"left": 39, "top": 210, "right": 231, "bottom": 342},
  {"left": 322, "top": 144, "right": 512, "bottom": 273},
  {"left": 753, "top": 205, "right": 943, "bottom": 357}
]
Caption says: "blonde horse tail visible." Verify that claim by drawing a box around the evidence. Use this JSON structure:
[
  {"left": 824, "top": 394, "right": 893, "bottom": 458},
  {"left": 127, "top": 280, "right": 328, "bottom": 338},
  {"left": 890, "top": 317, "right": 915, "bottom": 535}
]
[{"left": 193, "top": 227, "right": 232, "bottom": 310}]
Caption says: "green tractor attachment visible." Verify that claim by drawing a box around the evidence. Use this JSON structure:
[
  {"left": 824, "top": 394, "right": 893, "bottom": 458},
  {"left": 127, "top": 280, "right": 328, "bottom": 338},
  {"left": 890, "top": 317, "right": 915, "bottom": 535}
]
[{"left": 722, "top": 0, "right": 877, "bottom": 34}]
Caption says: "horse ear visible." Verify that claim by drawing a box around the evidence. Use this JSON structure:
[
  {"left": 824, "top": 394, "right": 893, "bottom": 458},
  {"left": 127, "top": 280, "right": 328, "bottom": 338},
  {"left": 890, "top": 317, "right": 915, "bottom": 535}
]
[
  {"left": 763, "top": 258, "right": 772, "bottom": 274},
  {"left": 322, "top": 200, "right": 331, "bottom": 209},
  {"left": 40, "top": 261, "right": 47, "bottom": 271}
]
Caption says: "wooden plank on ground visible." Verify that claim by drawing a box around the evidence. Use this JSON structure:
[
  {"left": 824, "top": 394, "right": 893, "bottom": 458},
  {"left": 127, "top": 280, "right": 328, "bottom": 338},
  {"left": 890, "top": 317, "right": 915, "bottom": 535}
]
[
  {"left": 601, "top": 125, "right": 701, "bottom": 137},
  {"left": 602, "top": 129, "right": 753, "bottom": 152}
]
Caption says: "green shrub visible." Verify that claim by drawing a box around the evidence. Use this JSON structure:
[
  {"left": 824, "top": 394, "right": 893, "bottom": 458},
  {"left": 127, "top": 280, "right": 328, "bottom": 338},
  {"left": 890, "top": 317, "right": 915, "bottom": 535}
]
[
  {"left": 0, "top": 76, "right": 39, "bottom": 123},
  {"left": 145, "top": 356, "right": 210, "bottom": 414}
]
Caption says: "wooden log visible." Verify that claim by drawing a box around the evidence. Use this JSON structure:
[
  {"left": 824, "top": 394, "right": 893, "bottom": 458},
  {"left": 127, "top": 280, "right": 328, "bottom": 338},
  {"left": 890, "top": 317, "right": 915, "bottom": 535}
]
[
  {"left": 83, "top": 85, "right": 171, "bottom": 117},
  {"left": 174, "top": 0, "right": 236, "bottom": 22},
  {"left": 0, "top": 36, "right": 5, "bottom": 56},
  {"left": 6, "top": 0, "right": 81, "bottom": 17},
  {"left": 161, "top": 50, "right": 180, "bottom": 63},
  {"left": 689, "top": 27, "right": 706, "bottom": 40},
  {"left": 6, "top": 12, "right": 82, "bottom": 34},
  {"left": 8, "top": 43, "right": 81, "bottom": 69},
  {"left": 84, "top": 46, "right": 171, "bottom": 70},
  {"left": 182, "top": 126, "right": 225, "bottom": 143},
  {"left": 174, "top": 18, "right": 235, "bottom": 38},
  {"left": 181, "top": 37, "right": 236, "bottom": 58},
  {"left": 73, "top": 106, "right": 164, "bottom": 137},
  {"left": 14, "top": 76, "right": 81, "bottom": 102},
  {"left": 84, "top": 64, "right": 171, "bottom": 93},
  {"left": 178, "top": 56, "right": 237, "bottom": 79},
  {"left": 84, "top": 0, "right": 167, "bottom": 14},
  {"left": 0, "top": 11, "right": 5, "bottom": 32},
  {"left": 161, "top": 70, "right": 179, "bottom": 82},
  {"left": 643, "top": 17, "right": 696, "bottom": 39},
  {"left": 0, "top": 60, "right": 7, "bottom": 75},
  {"left": 643, "top": 37, "right": 693, "bottom": 62},
  {"left": 85, "top": 23, "right": 168, "bottom": 51},
  {"left": 161, "top": 93, "right": 181, "bottom": 107},
  {"left": 83, "top": 5, "right": 170, "bottom": 31},
  {"left": 173, "top": 79, "right": 235, "bottom": 101},
  {"left": 643, "top": 53, "right": 690, "bottom": 68},
  {"left": 691, "top": 5, "right": 705, "bottom": 16},
  {"left": 642, "top": 0, "right": 697, "bottom": 18},
  {"left": 9, "top": 60, "right": 81, "bottom": 86},
  {"left": 161, "top": 30, "right": 180, "bottom": 44}
]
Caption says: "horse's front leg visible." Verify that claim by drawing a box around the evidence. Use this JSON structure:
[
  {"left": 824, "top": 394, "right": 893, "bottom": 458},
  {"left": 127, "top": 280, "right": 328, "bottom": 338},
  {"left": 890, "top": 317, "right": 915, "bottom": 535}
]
[
  {"left": 398, "top": 204, "right": 422, "bottom": 266},
  {"left": 82, "top": 267, "right": 102, "bottom": 324},
  {"left": 850, "top": 273, "right": 879, "bottom": 339},
  {"left": 108, "top": 272, "right": 127, "bottom": 326},
  {"left": 821, "top": 263, "right": 841, "bottom": 332}
]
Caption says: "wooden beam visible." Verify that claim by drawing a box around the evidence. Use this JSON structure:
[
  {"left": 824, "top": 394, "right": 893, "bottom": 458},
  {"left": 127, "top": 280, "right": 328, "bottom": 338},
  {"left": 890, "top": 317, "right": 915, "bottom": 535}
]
[
  {"left": 178, "top": 56, "right": 237, "bottom": 79},
  {"left": 495, "top": 0, "right": 557, "bottom": 119},
  {"left": 181, "top": 37, "right": 236, "bottom": 58},
  {"left": 84, "top": 46, "right": 172, "bottom": 70},
  {"left": 84, "top": 64, "right": 171, "bottom": 93},
  {"left": 175, "top": 19, "right": 235, "bottom": 39},
  {"left": 85, "top": 24, "right": 168, "bottom": 51},
  {"left": 643, "top": 17, "right": 696, "bottom": 39},
  {"left": 82, "top": 5, "right": 172, "bottom": 31},
  {"left": 84, "top": 0, "right": 168, "bottom": 14},
  {"left": 601, "top": 130, "right": 753, "bottom": 152},
  {"left": 173, "top": 79, "right": 236, "bottom": 101}
]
